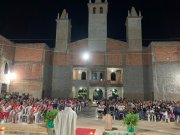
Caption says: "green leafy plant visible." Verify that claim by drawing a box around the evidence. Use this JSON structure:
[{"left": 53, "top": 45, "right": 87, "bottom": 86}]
[
  {"left": 78, "top": 89, "right": 88, "bottom": 98},
  {"left": 93, "top": 89, "right": 103, "bottom": 100},
  {"left": 122, "top": 113, "right": 139, "bottom": 129},
  {"left": 44, "top": 109, "right": 58, "bottom": 124}
]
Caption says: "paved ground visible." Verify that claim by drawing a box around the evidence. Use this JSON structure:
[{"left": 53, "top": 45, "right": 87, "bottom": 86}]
[
  {"left": 1, "top": 107, "right": 180, "bottom": 135},
  {"left": 77, "top": 107, "right": 180, "bottom": 135}
]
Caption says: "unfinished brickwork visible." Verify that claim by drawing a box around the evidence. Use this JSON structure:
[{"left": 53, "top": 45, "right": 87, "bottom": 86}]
[{"left": 13, "top": 43, "right": 48, "bottom": 98}]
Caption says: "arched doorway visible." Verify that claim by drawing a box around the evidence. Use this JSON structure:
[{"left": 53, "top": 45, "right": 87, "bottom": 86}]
[
  {"left": 93, "top": 88, "right": 103, "bottom": 101},
  {"left": 109, "top": 89, "right": 118, "bottom": 100},
  {"left": 78, "top": 88, "right": 88, "bottom": 99}
]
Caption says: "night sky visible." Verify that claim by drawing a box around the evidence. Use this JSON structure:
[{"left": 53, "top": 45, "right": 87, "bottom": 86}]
[{"left": 0, "top": 0, "right": 180, "bottom": 47}]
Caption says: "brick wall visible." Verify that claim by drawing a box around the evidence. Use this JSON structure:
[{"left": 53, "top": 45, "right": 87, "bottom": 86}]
[
  {"left": 53, "top": 52, "right": 68, "bottom": 65},
  {"left": 14, "top": 63, "right": 42, "bottom": 80},
  {"left": 126, "top": 53, "right": 143, "bottom": 65},
  {"left": 151, "top": 42, "right": 180, "bottom": 101},
  {"left": 13, "top": 43, "right": 46, "bottom": 98},
  {"left": 2, "top": 45, "right": 15, "bottom": 61},
  {"left": 15, "top": 45, "right": 43, "bottom": 62},
  {"left": 69, "top": 39, "right": 88, "bottom": 52},
  {"left": 68, "top": 38, "right": 127, "bottom": 66},
  {"left": 71, "top": 52, "right": 123, "bottom": 66},
  {"left": 13, "top": 81, "right": 42, "bottom": 98},
  {"left": 107, "top": 38, "right": 127, "bottom": 50},
  {"left": 0, "top": 36, "right": 15, "bottom": 61},
  {"left": 154, "top": 46, "right": 180, "bottom": 62},
  {"left": 45, "top": 50, "right": 53, "bottom": 64},
  {"left": 90, "top": 53, "right": 105, "bottom": 65},
  {"left": 107, "top": 52, "right": 122, "bottom": 66}
]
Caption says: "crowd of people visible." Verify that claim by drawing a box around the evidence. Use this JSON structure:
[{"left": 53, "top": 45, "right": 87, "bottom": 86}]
[
  {"left": 0, "top": 93, "right": 89, "bottom": 124},
  {"left": 0, "top": 92, "right": 180, "bottom": 124},
  {"left": 96, "top": 97, "right": 180, "bottom": 123}
]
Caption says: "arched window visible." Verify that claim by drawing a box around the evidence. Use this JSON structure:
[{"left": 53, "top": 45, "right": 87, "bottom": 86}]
[
  {"left": 109, "top": 89, "right": 118, "bottom": 100},
  {"left": 4, "top": 63, "right": 8, "bottom": 74},
  {"left": 81, "top": 72, "right": 86, "bottom": 80},
  {"left": 93, "top": 7, "right": 96, "bottom": 14},
  {"left": 100, "top": 73, "right": 103, "bottom": 80},
  {"left": 93, "top": 89, "right": 103, "bottom": 101},
  {"left": 100, "top": 7, "right": 103, "bottom": 13},
  {"left": 78, "top": 88, "right": 88, "bottom": 99},
  {"left": 111, "top": 72, "right": 116, "bottom": 81},
  {"left": 92, "top": 72, "right": 97, "bottom": 80}
]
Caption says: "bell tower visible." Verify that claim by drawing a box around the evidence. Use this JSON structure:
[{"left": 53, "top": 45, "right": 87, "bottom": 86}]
[
  {"left": 55, "top": 9, "right": 71, "bottom": 52},
  {"left": 88, "top": 0, "right": 108, "bottom": 52},
  {"left": 126, "top": 7, "right": 142, "bottom": 51}
]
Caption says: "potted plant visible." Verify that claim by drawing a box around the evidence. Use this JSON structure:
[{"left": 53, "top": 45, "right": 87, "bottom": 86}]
[
  {"left": 122, "top": 113, "right": 139, "bottom": 133},
  {"left": 43, "top": 109, "right": 58, "bottom": 128}
]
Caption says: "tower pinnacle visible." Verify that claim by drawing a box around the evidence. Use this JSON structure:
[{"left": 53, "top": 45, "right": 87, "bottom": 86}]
[
  {"left": 126, "top": 6, "right": 142, "bottom": 51},
  {"left": 55, "top": 9, "right": 71, "bottom": 52},
  {"left": 130, "top": 6, "right": 138, "bottom": 16},
  {"left": 60, "top": 9, "right": 68, "bottom": 19}
]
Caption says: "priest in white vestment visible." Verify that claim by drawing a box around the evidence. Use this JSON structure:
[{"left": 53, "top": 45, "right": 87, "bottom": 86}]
[{"left": 54, "top": 100, "right": 77, "bottom": 135}]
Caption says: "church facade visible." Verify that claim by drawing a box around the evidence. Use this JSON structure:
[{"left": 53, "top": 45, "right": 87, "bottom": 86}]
[{"left": 0, "top": 0, "right": 180, "bottom": 101}]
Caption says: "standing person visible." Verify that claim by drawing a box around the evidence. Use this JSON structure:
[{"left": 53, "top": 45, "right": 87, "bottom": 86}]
[
  {"left": 54, "top": 99, "right": 77, "bottom": 135},
  {"left": 174, "top": 102, "right": 180, "bottom": 123}
]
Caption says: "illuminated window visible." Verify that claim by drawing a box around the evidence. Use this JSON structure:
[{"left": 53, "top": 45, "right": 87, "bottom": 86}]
[{"left": 92, "top": 72, "right": 97, "bottom": 80}]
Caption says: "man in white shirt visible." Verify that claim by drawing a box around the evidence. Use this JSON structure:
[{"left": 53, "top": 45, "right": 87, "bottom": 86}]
[{"left": 54, "top": 100, "right": 77, "bottom": 135}]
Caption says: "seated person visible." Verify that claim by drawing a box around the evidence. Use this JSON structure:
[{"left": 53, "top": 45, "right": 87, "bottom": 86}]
[
  {"left": 116, "top": 102, "right": 125, "bottom": 120},
  {"left": 96, "top": 101, "right": 106, "bottom": 118}
]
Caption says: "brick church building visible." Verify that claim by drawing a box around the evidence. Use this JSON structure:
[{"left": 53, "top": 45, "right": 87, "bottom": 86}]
[{"left": 0, "top": 0, "right": 180, "bottom": 101}]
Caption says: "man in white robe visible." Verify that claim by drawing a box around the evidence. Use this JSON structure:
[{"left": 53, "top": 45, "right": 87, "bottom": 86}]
[{"left": 54, "top": 100, "right": 77, "bottom": 135}]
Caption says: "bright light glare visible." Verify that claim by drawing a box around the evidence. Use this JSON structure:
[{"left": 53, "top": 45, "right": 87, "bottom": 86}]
[
  {"left": 5, "top": 74, "right": 9, "bottom": 80},
  {"left": 5, "top": 72, "right": 16, "bottom": 81},
  {"left": 82, "top": 52, "right": 90, "bottom": 61},
  {"left": 176, "top": 74, "right": 180, "bottom": 78},
  {"left": 175, "top": 74, "right": 180, "bottom": 83},
  {"left": 10, "top": 73, "right": 16, "bottom": 80}
]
